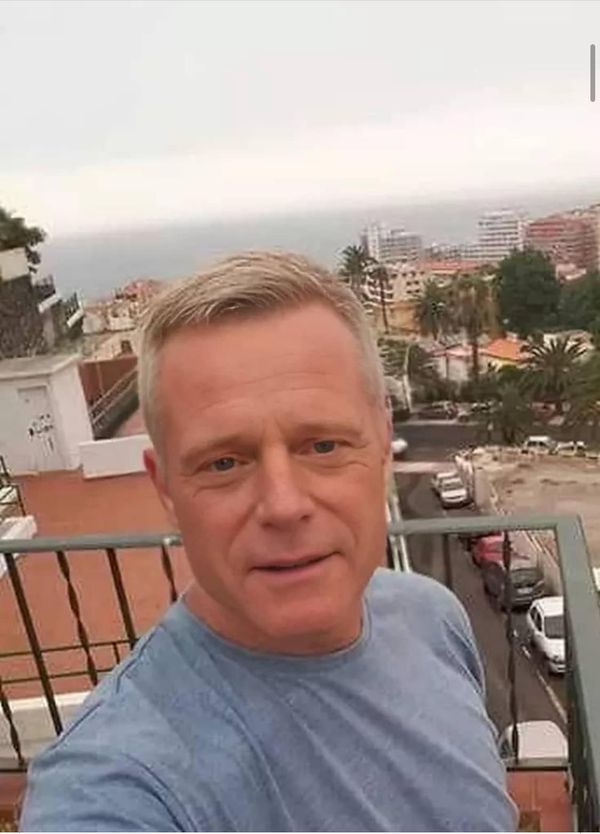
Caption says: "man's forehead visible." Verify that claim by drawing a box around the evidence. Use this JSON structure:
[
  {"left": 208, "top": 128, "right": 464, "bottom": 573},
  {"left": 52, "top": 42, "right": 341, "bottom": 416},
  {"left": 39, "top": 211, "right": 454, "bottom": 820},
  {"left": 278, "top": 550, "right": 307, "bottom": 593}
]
[{"left": 159, "top": 308, "right": 363, "bottom": 385}]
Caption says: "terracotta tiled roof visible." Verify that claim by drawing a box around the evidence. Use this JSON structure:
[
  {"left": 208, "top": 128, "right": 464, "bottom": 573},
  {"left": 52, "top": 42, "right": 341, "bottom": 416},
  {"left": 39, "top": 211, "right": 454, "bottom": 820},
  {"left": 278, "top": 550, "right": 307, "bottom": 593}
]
[
  {"left": 481, "top": 338, "right": 527, "bottom": 363},
  {"left": 1, "top": 470, "right": 190, "bottom": 699}
]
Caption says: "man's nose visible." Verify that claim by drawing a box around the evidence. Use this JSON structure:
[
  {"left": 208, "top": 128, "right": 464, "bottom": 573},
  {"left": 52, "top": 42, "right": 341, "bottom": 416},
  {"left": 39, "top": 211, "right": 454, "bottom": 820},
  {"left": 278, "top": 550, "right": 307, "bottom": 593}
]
[{"left": 255, "top": 451, "right": 315, "bottom": 528}]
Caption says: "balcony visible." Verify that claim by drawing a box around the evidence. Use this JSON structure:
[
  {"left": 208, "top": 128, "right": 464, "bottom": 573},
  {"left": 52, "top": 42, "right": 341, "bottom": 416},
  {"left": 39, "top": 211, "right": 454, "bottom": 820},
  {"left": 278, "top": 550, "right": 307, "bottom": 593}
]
[
  {"left": 63, "top": 291, "right": 84, "bottom": 330},
  {"left": 32, "top": 276, "right": 62, "bottom": 314},
  {"left": 0, "top": 512, "right": 599, "bottom": 830}
]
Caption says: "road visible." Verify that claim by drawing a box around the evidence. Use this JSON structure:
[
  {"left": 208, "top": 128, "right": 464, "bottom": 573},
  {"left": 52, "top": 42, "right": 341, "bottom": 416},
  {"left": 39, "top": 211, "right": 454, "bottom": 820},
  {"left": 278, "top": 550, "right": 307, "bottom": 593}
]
[
  {"left": 394, "top": 465, "right": 566, "bottom": 735},
  {"left": 396, "top": 415, "right": 588, "bottom": 463}
]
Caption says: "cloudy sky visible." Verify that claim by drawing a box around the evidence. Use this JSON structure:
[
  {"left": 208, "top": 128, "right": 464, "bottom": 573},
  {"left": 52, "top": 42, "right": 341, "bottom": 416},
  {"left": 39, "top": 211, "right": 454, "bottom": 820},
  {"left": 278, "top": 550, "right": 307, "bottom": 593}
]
[{"left": 1, "top": 0, "right": 599, "bottom": 236}]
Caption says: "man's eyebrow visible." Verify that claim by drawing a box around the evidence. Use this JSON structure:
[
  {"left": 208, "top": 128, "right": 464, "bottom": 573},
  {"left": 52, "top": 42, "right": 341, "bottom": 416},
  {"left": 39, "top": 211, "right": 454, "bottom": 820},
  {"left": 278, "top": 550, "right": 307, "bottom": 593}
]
[{"left": 289, "top": 419, "right": 364, "bottom": 437}]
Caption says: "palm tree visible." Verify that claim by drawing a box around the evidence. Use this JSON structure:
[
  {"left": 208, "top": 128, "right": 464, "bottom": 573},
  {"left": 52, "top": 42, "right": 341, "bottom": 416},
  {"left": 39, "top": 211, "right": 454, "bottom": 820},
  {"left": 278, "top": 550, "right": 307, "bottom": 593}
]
[
  {"left": 522, "top": 335, "right": 586, "bottom": 415},
  {"left": 486, "top": 384, "right": 533, "bottom": 446},
  {"left": 450, "top": 274, "right": 498, "bottom": 386},
  {"left": 338, "top": 244, "right": 370, "bottom": 301},
  {"left": 367, "top": 262, "right": 392, "bottom": 333},
  {"left": 564, "top": 354, "right": 600, "bottom": 443},
  {"left": 415, "top": 281, "right": 453, "bottom": 341}
]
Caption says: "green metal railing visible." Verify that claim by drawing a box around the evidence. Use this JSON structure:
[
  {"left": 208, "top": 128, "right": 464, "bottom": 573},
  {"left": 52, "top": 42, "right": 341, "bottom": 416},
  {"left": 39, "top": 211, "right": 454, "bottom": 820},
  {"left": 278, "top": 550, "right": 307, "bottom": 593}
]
[
  {"left": 390, "top": 513, "right": 600, "bottom": 832},
  {"left": 1, "top": 533, "right": 182, "bottom": 769}
]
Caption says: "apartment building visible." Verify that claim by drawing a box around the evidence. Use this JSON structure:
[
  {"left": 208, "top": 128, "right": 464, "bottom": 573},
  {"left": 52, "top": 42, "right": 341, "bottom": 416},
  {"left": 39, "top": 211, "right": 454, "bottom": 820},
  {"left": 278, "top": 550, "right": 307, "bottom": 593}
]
[
  {"left": 525, "top": 213, "right": 597, "bottom": 272},
  {"left": 477, "top": 209, "right": 525, "bottom": 262},
  {"left": 362, "top": 223, "right": 423, "bottom": 264}
]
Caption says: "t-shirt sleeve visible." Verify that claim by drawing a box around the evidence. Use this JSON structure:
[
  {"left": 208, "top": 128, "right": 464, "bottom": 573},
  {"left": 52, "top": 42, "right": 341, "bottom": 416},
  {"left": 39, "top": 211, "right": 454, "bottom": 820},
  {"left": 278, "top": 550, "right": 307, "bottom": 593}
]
[
  {"left": 440, "top": 586, "right": 487, "bottom": 700},
  {"left": 20, "top": 739, "right": 196, "bottom": 832}
]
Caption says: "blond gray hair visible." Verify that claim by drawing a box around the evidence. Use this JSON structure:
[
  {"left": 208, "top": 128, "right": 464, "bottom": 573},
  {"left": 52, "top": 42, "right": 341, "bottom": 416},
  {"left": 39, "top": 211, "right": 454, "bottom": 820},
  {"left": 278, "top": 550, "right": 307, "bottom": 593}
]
[{"left": 138, "top": 250, "right": 385, "bottom": 443}]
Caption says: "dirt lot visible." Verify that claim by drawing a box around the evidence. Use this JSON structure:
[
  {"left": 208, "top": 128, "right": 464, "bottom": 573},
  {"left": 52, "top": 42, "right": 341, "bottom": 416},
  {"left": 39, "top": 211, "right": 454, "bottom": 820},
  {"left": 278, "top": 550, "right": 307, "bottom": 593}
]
[{"left": 479, "top": 451, "right": 600, "bottom": 567}]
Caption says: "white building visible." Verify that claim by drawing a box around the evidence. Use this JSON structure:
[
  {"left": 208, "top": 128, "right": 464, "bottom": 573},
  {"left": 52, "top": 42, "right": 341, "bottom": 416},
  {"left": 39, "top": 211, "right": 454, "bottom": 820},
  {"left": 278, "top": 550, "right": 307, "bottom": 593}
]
[
  {"left": 362, "top": 223, "right": 423, "bottom": 264},
  {"left": 477, "top": 209, "right": 525, "bottom": 262},
  {"left": 0, "top": 355, "right": 93, "bottom": 474},
  {"left": 0, "top": 248, "right": 29, "bottom": 281},
  {"left": 388, "top": 263, "right": 429, "bottom": 301}
]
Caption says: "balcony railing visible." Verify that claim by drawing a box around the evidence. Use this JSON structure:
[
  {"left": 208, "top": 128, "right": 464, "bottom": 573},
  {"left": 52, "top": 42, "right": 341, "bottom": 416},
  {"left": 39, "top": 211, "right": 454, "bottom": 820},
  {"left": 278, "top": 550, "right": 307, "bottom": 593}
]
[
  {"left": 63, "top": 292, "right": 83, "bottom": 328},
  {"left": 390, "top": 513, "right": 600, "bottom": 832},
  {"left": 88, "top": 367, "right": 138, "bottom": 439},
  {"left": 0, "top": 514, "right": 599, "bottom": 830},
  {"left": 31, "top": 277, "right": 58, "bottom": 306},
  {"left": 0, "top": 533, "right": 182, "bottom": 772}
]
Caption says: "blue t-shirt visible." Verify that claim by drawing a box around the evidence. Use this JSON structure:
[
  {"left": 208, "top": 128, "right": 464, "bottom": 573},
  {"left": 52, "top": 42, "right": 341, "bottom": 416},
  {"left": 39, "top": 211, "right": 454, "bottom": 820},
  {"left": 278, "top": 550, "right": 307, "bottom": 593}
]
[{"left": 21, "top": 570, "right": 516, "bottom": 831}]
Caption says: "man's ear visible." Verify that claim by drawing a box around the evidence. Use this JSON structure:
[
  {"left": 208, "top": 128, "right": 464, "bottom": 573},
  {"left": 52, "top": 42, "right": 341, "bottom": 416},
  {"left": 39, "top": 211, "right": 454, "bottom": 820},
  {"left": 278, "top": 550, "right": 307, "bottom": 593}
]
[{"left": 144, "top": 447, "right": 178, "bottom": 530}]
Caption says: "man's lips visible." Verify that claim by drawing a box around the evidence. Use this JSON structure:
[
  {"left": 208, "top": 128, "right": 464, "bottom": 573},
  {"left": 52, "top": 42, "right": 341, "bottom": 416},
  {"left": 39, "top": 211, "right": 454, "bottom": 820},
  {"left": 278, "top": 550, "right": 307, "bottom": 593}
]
[{"left": 252, "top": 552, "right": 335, "bottom": 572}]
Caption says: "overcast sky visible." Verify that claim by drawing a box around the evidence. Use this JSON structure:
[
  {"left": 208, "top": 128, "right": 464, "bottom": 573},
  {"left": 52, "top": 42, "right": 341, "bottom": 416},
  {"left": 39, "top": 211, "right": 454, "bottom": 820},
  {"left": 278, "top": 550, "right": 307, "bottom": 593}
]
[{"left": 1, "top": 0, "right": 600, "bottom": 236}]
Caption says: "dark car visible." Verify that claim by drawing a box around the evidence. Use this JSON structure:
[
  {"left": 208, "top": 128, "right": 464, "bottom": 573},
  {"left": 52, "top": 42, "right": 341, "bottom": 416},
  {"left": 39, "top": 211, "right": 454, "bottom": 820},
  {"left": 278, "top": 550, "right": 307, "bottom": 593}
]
[
  {"left": 418, "top": 401, "right": 458, "bottom": 420},
  {"left": 482, "top": 561, "right": 545, "bottom": 609}
]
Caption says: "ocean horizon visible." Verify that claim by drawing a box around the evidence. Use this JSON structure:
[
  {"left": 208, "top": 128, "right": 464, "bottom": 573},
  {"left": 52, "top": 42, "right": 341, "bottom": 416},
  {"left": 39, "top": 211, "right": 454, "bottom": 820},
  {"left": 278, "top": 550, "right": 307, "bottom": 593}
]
[{"left": 40, "top": 183, "right": 600, "bottom": 301}]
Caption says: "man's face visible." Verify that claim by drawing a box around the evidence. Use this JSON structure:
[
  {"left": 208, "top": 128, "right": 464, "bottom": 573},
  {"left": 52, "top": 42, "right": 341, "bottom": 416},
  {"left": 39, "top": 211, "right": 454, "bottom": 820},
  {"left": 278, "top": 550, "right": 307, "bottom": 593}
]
[{"left": 144, "top": 303, "right": 391, "bottom": 654}]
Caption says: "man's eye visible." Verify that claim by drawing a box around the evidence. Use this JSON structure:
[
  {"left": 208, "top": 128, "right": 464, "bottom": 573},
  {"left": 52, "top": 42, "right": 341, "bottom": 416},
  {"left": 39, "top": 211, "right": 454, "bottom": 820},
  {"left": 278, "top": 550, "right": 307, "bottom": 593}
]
[
  {"left": 210, "top": 457, "right": 237, "bottom": 472},
  {"left": 313, "top": 440, "right": 336, "bottom": 454}
]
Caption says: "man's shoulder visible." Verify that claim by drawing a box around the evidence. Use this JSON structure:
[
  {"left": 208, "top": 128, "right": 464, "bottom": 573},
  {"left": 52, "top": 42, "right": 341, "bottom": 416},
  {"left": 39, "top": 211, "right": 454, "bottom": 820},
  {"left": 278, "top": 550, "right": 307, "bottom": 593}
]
[
  {"left": 49, "top": 604, "right": 231, "bottom": 750},
  {"left": 367, "top": 568, "right": 484, "bottom": 691},
  {"left": 368, "top": 567, "right": 466, "bottom": 623},
  {"left": 21, "top": 610, "right": 248, "bottom": 830}
]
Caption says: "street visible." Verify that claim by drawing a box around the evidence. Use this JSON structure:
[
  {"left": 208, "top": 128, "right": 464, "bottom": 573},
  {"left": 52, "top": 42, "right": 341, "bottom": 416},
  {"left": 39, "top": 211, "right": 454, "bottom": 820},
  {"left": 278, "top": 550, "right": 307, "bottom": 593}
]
[{"left": 393, "top": 431, "right": 567, "bottom": 736}]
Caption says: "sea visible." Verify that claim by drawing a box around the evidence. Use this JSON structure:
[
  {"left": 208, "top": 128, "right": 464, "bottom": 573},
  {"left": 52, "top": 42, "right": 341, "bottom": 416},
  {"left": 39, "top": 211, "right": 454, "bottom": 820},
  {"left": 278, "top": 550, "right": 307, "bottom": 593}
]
[{"left": 39, "top": 183, "right": 600, "bottom": 301}]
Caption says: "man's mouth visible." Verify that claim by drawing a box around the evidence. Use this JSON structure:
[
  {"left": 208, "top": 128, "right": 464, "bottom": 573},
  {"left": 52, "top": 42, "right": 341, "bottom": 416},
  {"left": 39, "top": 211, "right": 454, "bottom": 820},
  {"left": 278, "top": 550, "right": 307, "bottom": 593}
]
[{"left": 255, "top": 552, "right": 334, "bottom": 572}]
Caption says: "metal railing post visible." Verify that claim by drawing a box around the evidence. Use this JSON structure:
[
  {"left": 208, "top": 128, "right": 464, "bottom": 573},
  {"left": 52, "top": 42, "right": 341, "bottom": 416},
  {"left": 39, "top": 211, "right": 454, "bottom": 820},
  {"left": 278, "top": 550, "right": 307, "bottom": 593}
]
[{"left": 3, "top": 553, "right": 62, "bottom": 735}]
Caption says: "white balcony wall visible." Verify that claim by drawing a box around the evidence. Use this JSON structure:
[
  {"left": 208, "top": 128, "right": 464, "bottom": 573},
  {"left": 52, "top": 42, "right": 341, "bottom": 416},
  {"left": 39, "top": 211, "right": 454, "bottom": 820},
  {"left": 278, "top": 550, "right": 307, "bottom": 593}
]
[
  {"left": 0, "top": 248, "right": 29, "bottom": 281},
  {"left": 80, "top": 433, "right": 150, "bottom": 478},
  {"left": 0, "top": 692, "right": 89, "bottom": 762}
]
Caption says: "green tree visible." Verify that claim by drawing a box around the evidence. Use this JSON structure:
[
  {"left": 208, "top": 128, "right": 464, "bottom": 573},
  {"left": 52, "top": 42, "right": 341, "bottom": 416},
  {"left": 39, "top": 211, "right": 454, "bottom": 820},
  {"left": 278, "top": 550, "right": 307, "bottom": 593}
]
[
  {"left": 522, "top": 335, "right": 586, "bottom": 414},
  {"left": 496, "top": 249, "right": 560, "bottom": 337},
  {"left": 487, "top": 384, "right": 534, "bottom": 445},
  {"left": 378, "top": 337, "right": 408, "bottom": 379},
  {"left": 338, "top": 244, "right": 370, "bottom": 301},
  {"left": 0, "top": 206, "right": 46, "bottom": 271},
  {"left": 564, "top": 353, "right": 600, "bottom": 444},
  {"left": 450, "top": 274, "right": 498, "bottom": 386},
  {"left": 558, "top": 271, "right": 600, "bottom": 331},
  {"left": 368, "top": 262, "right": 391, "bottom": 334},
  {"left": 415, "top": 280, "right": 453, "bottom": 341}
]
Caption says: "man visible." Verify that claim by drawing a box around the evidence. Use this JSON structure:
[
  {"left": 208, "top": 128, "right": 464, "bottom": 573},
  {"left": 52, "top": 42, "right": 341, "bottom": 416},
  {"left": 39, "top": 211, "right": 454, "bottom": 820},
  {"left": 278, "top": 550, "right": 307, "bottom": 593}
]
[{"left": 22, "top": 251, "right": 516, "bottom": 831}]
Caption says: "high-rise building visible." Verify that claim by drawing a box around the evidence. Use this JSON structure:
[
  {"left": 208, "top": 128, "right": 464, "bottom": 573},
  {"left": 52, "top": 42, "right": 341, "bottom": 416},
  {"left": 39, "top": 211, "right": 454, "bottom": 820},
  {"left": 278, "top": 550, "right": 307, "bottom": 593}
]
[
  {"left": 477, "top": 210, "right": 525, "bottom": 262},
  {"left": 525, "top": 213, "right": 597, "bottom": 271},
  {"left": 361, "top": 223, "right": 423, "bottom": 264}
]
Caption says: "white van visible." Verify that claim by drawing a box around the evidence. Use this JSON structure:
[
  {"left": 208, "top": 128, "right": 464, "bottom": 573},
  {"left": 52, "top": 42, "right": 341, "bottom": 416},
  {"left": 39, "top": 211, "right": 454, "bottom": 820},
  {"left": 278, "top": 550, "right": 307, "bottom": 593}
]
[{"left": 521, "top": 435, "right": 556, "bottom": 455}]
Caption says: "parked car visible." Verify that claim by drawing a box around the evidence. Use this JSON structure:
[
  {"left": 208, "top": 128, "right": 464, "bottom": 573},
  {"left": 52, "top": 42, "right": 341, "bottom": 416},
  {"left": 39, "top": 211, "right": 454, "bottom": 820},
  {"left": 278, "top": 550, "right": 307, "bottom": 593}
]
[
  {"left": 431, "top": 470, "right": 459, "bottom": 491},
  {"left": 498, "top": 720, "right": 567, "bottom": 763},
  {"left": 391, "top": 437, "right": 408, "bottom": 459},
  {"left": 552, "top": 440, "right": 586, "bottom": 457},
  {"left": 472, "top": 533, "right": 506, "bottom": 567},
  {"left": 526, "top": 596, "right": 565, "bottom": 674},
  {"left": 458, "top": 531, "right": 495, "bottom": 556},
  {"left": 456, "top": 405, "right": 471, "bottom": 423},
  {"left": 521, "top": 435, "right": 556, "bottom": 455},
  {"left": 418, "top": 401, "right": 458, "bottom": 420},
  {"left": 431, "top": 471, "right": 470, "bottom": 508},
  {"left": 471, "top": 401, "right": 492, "bottom": 414},
  {"left": 481, "top": 560, "right": 545, "bottom": 609}
]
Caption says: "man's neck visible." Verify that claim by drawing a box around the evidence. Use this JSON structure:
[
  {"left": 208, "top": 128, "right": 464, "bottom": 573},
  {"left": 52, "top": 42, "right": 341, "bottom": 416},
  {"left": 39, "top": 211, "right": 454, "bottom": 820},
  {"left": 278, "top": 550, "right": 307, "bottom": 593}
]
[{"left": 183, "top": 583, "right": 363, "bottom": 656}]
